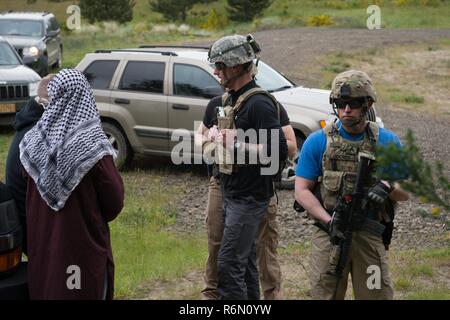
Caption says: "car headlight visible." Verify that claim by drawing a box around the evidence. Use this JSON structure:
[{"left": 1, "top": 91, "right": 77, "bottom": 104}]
[
  {"left": 23, "top": 46, "right": 40, "bottom": 57},
  {"left": 29, "top": 81, "right": 39, "bottom": 96}
]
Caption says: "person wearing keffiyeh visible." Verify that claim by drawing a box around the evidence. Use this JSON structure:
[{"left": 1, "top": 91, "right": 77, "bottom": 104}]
[{"left": 19, "top": 69, "right": 124, "bottom": 300}]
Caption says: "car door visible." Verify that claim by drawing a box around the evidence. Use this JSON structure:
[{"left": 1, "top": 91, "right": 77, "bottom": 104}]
[
  {"left": 111, "top": 56, "right": 169, "bottom": 154},
  {"left": 167, "top": 61, "right": 223, "bottom": 155}
]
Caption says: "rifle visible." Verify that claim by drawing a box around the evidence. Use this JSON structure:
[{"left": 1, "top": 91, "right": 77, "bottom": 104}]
[{"left": 329, "top": 153, "right": 375, "bottom": 300}]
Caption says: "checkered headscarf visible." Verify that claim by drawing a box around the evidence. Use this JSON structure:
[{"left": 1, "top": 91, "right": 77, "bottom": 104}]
[{"left": 20, "top": 69, "right": 116, "bottom": 211}]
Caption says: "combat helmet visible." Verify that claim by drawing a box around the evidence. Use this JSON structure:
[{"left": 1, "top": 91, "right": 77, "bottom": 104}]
[
  {"left": 208, "top": 34, "right": 261, "bottom": 67},
  {"left": 329, "top": 70, "right": 377, "bottom": 104}
]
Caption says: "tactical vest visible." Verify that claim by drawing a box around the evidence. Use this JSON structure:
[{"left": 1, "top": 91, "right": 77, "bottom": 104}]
[
  {"left": 217, "top": 87, "right": 280, "bottom": 175},
  {"left": 319, "top": 122, "right": 387, "bottom": 221}
]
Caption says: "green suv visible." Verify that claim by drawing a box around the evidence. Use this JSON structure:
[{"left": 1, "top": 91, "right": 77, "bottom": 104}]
[{"left": 76, "top": 46, "right": 381, "bottom": 188}]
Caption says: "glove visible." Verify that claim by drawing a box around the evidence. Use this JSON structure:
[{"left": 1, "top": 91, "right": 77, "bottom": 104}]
[
  {"left": 367, "top": 181, "right": 393, "bottom": 204},
  {"left": 328, "top": 213, "right": 344, "bottom": 245}
]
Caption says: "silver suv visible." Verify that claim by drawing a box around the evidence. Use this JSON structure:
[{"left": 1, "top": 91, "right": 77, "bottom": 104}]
[
  {"left": 76, "top": 46, "right": 381, "bottom": 188},
  {"left": 0, "top": 36, "right": 41, "bottom": 126},
  {"left": 0, "top": 11, "right": 63, "bottom": 76}
]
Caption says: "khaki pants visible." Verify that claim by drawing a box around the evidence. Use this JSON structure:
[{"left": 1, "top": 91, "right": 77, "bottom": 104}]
[
  {"left": 310, "top": 226, "right": 394, "bottom": 300},
  {"left": 202, "top": 177, "right": 282, "bottom": 300}
]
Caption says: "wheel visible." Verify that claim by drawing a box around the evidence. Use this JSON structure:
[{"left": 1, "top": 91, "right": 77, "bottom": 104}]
[
  {"left": 275, "top": 132, "right": 305, "bottom": 190},
  {"left": 54, "top": 47, "right": 63, "bottom": 69},
  {"left": 102, "top": 122, "right": 133, "bottom": 169},
  {"left": 40, "top": 55, "right": 49, "bottom": 76}
]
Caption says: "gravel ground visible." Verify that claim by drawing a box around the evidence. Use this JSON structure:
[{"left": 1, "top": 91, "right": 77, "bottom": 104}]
[{"left": 165, "top": 28, "right": 450, "bottom": 250}]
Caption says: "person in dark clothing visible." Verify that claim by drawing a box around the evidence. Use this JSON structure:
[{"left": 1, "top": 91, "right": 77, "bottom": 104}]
[
  {"left": 204, "top": 34, "right": 288, "bottom": 300},
  {"left": 5, "top": 74, "right": 54, "bottom": 255},
  {"left": 19, "top": 69, "right": 124, "bottom": 299}
]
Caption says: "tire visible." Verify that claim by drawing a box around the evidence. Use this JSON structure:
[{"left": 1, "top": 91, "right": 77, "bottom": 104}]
[
  {"left": 275, "top": 132, "right": 305, "bottom": 190},
  {"left": 54, "top": 47, "right": 63, "bottom": 69},
  {"left": 102, "top": 122, "right": 133, "bottom": 169},
  {"left": 40, "top": 55, "right": 49, "bottom": 76}
]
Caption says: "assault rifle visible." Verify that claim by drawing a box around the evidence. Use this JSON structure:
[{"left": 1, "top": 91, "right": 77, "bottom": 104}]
[{"left": 329, "top": 153, "right": 375, "bottom": 300}]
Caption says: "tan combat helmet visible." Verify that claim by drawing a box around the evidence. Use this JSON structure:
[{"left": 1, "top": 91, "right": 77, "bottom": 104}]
[{"left": 329, "top": 70, "right": 377, "bottom": 104}]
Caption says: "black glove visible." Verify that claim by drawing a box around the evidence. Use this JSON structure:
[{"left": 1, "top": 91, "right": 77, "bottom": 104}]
[
  {"left": 368, "top": 181, "right": 393, "bottom": 204},
  {"left": 328, "top": 213, "right": 344, "bottom": 245}
]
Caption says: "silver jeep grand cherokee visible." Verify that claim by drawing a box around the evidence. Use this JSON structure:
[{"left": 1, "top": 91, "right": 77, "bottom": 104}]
[{"left": 76, "top": 46, "right": 382, "bottom": 189}]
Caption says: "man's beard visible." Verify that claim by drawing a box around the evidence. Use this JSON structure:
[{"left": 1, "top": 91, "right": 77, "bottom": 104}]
[{"left": 341, "top": 116, "right": 361, "bottom": 127}]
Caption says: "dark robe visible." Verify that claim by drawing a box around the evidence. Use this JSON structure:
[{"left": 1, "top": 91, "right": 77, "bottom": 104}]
[{"left": 25, "top": 155, "right": 124, "bottom": 300}]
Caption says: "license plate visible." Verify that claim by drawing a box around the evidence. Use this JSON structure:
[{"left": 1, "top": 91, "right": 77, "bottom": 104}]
[{"left": 0, "top": 103, "right": 16, "bottom": 113}]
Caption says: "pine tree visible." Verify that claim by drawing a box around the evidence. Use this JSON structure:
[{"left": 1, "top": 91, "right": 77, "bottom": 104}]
[
  {"left": 227, "top": 0, "right": 272, "bottom": 22},
  {"left": 79, "top": 0, "right": 135, "bottom": 24},
  {"left": 376, "top": 129, "right": 449, "bottom": 227}
]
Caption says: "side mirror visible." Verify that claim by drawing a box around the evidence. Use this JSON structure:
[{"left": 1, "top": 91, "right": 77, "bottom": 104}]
[
  {"left": 202, "top": 86, "right": 224, "bottom": 99},
  {"left": 47, "top": 30, "right": 59, "bottom": 37}
]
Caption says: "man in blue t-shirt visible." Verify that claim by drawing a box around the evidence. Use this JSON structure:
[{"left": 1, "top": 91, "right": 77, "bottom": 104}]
[{"left": 295, "top": 70, "right": 409, "bottom": 300}]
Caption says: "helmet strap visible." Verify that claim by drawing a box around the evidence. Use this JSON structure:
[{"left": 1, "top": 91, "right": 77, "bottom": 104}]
[{"left": 221, "top": 63, "right": 253, "bottom": 88}]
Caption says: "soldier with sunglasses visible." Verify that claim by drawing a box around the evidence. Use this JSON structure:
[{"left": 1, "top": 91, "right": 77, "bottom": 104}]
[{"left": 294, "top": 70, "right": 409, "bottom": 299}]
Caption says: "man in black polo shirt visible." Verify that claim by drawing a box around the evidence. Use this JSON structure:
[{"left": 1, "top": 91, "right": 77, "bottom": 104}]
[{"left": 200, "top": 34, "right": 288, "bottom": 299}]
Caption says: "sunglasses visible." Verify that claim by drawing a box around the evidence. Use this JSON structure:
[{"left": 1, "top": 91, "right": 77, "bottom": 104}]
[
  {"left": 211, "top": 62, "right": 226, "bottom": 70},
  {"left": 334, "top": 98, "right": 368, "bottom": 110}
]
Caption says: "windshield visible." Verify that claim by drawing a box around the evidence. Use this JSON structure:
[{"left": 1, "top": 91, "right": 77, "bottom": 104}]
[
  {"left": 0, "top": 20, "right": 43, "bottom": 37},
  {"left": 0, "top": 42, "right": 21, "bottom": 65},
  {"left": 254, "top": 61, "right": 296, "bottom": 92}
]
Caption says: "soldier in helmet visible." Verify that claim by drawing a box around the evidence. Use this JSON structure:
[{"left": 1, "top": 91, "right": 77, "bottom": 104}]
[
  {"left": 295, "top": 70, "right": 409, "bottom": 300},
  {"left": 197, "top": 34, "right": 288, "bottom": 300}
]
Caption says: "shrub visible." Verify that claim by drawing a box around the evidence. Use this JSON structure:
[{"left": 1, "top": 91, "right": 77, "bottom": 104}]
[
  {"left": 79, "top": 0, "right": 135, "bottom": 24},
  {"left": 200, "top": 8, "right": 228, "bottom": 30},
  {"left": 307, "top": 15, "right": 334, "bottom": 27},
  {"left": 150, "top": 0, "right": 216, "bottom": 22},
  {"left": 227, "top": 0, "right": 273, "bottom": 22}
]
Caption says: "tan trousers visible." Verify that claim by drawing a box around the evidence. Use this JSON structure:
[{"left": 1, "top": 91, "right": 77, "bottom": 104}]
[
  {"left": 310, "top": 226, "right": 394, "bottom": 300},
  {"left": 202, "top": 177, "right": 282, "bottom": 300}
]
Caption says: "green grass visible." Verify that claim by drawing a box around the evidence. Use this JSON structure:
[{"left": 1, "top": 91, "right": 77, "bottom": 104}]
[
  {"left": 390, "top": 93, "right": 425, "bottom": 104},
  {"left": 109, "top": 169, "right": 207, "bottom": 298},
  {"left": 406, "top": 289, "right": 450, "bottom": 300},
  {"left": 408, "top": 264, "right": 434, "bottom": 277},
  {"left": 0, "top": 129, "right": 13, "bottom": 181}
]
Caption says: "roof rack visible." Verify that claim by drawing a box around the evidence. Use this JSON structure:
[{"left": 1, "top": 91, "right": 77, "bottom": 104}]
[
  {"left": 94, "top": 49, "right": 178, "bottom": 56},
  {"left": 0, "top": 11, "right": 51, "bottom": 16},
  {"left": 139, "top": 45, "right": 209, "bottom": 50}
]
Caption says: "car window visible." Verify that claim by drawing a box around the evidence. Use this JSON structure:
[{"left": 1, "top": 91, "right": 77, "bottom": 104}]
[
  {"left": 0, "top": 42, "right": 21, "bottom": 65},
  {"left": 254, "top": 61, "right": 295, "bottom": 92},
  {"left": 0, "top": 20, "right": 43, "bottom": 37},
  {"left": 83, "top": 60, "right": 119, "bottom": 90},
  {"left": 173, "top": 64, "right": 220, "bottom": 98},
  {"left": 50, "top": 18, "right": 59, "bottom": 31},
  {"left": 119, "top": 61, "right": 165, "bottom": 94},
  {"left": 45, "top": 19, "right": 52, "bottom": 33}
]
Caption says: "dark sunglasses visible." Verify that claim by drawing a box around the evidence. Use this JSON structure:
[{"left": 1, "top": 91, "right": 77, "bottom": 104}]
[
  {"left": 211, "top": 62, "right": 226, "bottom": 70},
  {"left": 334, "top": 98, "right": 368, "bottom": 110}
]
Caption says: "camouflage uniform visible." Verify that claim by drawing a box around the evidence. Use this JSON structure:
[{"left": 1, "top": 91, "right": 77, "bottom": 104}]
[{"left": 306, "top": 70, "right": 394, "bottom": 299}]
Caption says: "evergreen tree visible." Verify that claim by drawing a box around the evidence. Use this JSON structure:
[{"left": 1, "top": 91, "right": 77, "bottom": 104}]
[
  {"left": 376, "top": 129, "right": 449, "bottom": 227},
  {"left": 227, "top": 0, "right": 272, "bottom": 22},
  {"left": 79, "top": 0, "right": 135, "bottom": 24}
]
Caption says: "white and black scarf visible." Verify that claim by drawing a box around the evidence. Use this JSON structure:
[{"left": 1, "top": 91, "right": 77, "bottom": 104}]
[{"left": 20, "top": 69, "right": 116, "bottom": 211}]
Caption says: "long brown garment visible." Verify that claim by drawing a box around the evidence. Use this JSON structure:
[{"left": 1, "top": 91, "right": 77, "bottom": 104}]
[{"left": 25, "top": 155, "right": 124, "bottom": 300}]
